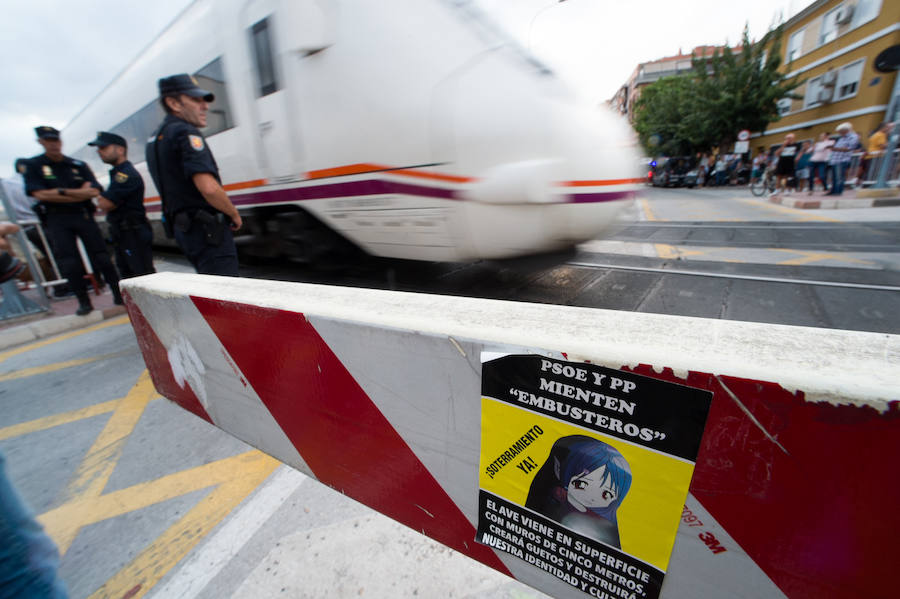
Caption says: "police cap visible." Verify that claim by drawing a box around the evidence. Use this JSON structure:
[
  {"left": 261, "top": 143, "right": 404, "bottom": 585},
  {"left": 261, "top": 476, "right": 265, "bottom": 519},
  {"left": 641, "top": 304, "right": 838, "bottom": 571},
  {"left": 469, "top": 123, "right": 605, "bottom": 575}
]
[
  {"left": 158, "top": 74, "right": 215, "bottom": 102},
  {"left": 88, "top": 131, "right": 127, "bottom": 149},
  {"left": 35, "top": 126, "right": 60, "bottom": 140}
]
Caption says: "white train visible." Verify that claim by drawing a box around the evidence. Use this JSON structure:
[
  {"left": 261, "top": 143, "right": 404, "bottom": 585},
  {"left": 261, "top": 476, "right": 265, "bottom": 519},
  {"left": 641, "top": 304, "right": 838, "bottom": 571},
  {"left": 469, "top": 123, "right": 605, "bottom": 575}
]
[{"left": 65, "top": 0, "right": 642, "bottom": 263}]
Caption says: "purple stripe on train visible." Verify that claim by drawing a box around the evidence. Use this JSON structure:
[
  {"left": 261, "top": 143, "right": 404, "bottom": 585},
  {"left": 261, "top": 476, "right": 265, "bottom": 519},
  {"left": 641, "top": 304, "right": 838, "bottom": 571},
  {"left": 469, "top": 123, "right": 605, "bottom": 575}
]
[{"left": 145, "top": 179, "right": 634, "bottom": 212}]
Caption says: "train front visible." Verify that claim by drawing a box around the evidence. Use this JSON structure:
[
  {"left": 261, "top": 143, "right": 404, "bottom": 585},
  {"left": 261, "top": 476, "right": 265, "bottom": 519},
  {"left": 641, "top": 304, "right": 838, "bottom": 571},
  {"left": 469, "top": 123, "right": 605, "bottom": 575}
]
[
  {"left": 297, "top": 0, "right": 642, "bottom": 263},
  {"left": 428, "top": 4, "right": 643, "bottom": 261}
]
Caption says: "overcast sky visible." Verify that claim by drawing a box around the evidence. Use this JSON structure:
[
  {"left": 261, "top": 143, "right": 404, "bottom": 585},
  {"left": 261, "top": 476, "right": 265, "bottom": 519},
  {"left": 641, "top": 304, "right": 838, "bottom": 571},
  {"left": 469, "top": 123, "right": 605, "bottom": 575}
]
[{"left": 0, "top": 0, "right": 799, "bottom": 179}]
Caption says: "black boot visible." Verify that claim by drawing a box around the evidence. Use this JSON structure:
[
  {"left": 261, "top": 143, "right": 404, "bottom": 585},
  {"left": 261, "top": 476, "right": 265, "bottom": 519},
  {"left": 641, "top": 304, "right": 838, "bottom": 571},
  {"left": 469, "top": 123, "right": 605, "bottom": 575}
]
[
  {"left": 76, "top": 295, "right": 93, "bottom": 316},
  {"left": 112, "top": 287, "right": 124, "bottom": 306}
]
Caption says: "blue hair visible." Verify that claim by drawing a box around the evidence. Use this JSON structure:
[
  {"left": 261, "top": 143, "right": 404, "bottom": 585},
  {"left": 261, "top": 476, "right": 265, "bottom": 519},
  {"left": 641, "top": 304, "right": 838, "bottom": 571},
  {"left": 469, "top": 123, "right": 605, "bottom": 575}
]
[{"left": 559, "top": 437, "right": 632, "bottom": 523}]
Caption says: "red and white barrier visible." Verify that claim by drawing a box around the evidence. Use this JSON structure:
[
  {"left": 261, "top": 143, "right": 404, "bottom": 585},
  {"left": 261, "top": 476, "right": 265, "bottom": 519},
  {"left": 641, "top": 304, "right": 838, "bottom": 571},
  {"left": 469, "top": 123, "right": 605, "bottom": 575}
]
[{"left": 122, "top": 272, "right": 898, "bottom": 599}]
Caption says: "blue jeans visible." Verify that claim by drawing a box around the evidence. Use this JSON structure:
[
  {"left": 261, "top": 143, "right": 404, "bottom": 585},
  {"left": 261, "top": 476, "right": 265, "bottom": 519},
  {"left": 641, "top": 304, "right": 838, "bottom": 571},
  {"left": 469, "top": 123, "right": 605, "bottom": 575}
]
[
  {"left": 0, "top": 453, "right": 68, "bottom": 599},
  {"left": 830, "top": 163, "right": 849, "bottom": 195},
  {"left": 809, "top": 161, "right": 829, "bottom": 191}
]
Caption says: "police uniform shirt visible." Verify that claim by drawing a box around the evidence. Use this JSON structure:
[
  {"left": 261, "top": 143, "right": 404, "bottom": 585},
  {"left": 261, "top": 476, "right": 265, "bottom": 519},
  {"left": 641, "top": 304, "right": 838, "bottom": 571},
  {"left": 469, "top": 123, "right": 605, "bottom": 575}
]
[
  {"left": 104, "top": 160, "right": 146, "bottom": 225},
  {"left": 24, "top": 154, "right": 102, "bottom": 213},
  {"left": 146, "top": 114, "right": 221, "bottom": 216}
]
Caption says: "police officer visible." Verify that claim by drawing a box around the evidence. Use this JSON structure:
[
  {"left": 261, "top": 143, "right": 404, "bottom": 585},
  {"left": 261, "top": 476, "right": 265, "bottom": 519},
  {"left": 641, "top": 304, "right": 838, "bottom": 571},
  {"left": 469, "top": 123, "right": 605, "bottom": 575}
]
[
  {"left": 24, "top": 126, "right": 122, "bottom": 315},
  {"left": 88, "top": 132, "right": 156, "bottom": 278},
  {"left": 146, "top": 74, "right": 242, "bottom": 276}
]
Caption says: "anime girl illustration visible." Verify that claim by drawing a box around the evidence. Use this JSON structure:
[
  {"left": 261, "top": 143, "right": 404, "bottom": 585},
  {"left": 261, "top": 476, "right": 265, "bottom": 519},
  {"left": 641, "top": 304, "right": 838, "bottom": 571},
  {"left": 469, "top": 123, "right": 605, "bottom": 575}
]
[{"left": 525, "top": 435, "right": 632, "bottom": 549}]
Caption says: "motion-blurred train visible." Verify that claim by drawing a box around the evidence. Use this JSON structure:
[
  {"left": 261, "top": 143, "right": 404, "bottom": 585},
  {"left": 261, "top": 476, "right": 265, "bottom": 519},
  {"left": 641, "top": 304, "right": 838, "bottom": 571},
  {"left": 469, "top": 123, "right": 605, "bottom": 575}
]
[{"left": 65, "top": 0, "right": 642, "bottom": 263}]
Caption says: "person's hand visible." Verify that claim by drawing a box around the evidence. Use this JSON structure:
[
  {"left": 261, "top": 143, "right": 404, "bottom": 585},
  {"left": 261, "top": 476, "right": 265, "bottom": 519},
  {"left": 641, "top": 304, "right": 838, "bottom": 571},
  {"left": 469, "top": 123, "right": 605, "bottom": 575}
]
[
  {"left": 97, "top": 196, "right": 116, "bottom": 213},
  {"left": 230, "top": 213, "right": 242, "bottom": 231},
  {"left": 80, "top": 182, "right": 100, "bottom": 197}
]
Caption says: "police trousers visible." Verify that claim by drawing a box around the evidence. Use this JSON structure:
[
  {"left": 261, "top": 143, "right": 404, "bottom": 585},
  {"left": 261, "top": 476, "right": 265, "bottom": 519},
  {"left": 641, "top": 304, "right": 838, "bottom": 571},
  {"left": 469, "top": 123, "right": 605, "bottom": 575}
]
[
  {"left": 45, "top": 211, "right": 120, "bottom": 298},
  {"left": 174, "top": 217, "right": 239, "bottom": 276},
  {"left": 111, "top": 221, "right": 155, "bottom": 279}
]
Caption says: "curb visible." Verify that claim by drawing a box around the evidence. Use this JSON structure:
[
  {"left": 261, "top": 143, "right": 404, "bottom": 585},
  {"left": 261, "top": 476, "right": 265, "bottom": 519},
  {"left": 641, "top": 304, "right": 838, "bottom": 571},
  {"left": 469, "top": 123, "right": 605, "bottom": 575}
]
[
  {"left": 0, "top": 306, "right": 128, "bottom": 352},
  {"left": 768, "top": 194, "right": 900, "bottom": 209}
]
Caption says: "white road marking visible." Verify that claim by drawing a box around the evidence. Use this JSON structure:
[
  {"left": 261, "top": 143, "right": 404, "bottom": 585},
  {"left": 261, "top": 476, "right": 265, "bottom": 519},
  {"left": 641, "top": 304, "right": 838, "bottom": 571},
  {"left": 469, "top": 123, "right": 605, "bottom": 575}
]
[{"left": 147, "top": 465, "right": 307, "bottom": 599}]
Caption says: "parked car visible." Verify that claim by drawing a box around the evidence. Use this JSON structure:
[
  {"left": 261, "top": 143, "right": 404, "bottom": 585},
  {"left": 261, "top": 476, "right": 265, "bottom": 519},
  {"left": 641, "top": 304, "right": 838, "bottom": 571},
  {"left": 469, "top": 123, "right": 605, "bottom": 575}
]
[
  {"left": 650, "top": 157, "right": 695, "bottom": 187},
  {"left": 683, "top": 169, "right": 699, "bottom": 187}
]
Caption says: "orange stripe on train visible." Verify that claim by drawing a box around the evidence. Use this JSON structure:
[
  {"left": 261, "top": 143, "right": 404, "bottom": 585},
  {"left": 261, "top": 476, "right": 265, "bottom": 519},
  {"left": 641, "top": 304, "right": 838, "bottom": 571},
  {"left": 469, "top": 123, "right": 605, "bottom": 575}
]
[{"left": 143, "top": 167, "right": 639, "bottom": 204}]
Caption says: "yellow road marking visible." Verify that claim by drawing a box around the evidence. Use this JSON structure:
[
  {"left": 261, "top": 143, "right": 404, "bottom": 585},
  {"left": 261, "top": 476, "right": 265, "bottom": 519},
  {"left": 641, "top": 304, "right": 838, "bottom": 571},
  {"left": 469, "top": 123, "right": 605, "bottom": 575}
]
[
  {"left": 0, "top": 398, "right": 137, "bottom": 441},
  {"left": 54, "top": 371, "right": 157, "bottom": 536},
  {"left": 0, "top": 315, "right": 129, "bottom": 364},
  {"left": 639, "top": 198, "right": 701, "bottom": 259},
  {"left": 654, "top": 247, "right": 707, "bottom": 260},
  {"left": 735, "top": 197, "right": 840, "bottom": 222},
  {"left": 639, "top": 197, "right": 659, "bottom": 221},
  {"left": 39, "top": 450, "right": 275, "bottom": 555},
  {"left": 0, "top": 349, "right": 135, "bottom": 382},
  {"left": 8, "top": 320, "right": 278, "bottom": 597},
  {"left": 86, "top": 452, "right": 278, "bottom": 599},
  {"left": 772, "top": 249, "right": 875, "bottom": 266}
]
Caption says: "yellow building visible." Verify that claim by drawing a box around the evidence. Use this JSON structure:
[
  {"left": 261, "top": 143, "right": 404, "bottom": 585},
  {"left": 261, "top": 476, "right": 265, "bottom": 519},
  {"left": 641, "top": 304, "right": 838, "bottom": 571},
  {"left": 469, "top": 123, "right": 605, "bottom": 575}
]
[{"left": 754, "top": 0, "right": 900, "bottom": 152}]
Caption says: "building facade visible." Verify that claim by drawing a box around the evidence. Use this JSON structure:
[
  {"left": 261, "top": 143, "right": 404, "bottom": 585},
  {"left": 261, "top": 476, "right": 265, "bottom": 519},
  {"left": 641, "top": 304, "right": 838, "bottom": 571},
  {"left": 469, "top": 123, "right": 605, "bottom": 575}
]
[
  {"left": 609, "top": 46, "right": 732, "bottom": 122},
  {"left": 753, "top": 0, "right": 899, "bottom": 152}
]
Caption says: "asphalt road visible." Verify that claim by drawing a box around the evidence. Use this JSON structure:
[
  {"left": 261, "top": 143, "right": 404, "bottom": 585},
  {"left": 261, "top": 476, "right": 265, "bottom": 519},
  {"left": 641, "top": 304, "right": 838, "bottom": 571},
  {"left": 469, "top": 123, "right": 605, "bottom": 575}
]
[
  {"left": 235, "top": 187, "right": 900, "bottom": 334},
  {"left": 2, "top": 186, "right": 898, "bottom": 598},
  {"left": 0, "top": 319, "right": 545, "bottom": 599}
]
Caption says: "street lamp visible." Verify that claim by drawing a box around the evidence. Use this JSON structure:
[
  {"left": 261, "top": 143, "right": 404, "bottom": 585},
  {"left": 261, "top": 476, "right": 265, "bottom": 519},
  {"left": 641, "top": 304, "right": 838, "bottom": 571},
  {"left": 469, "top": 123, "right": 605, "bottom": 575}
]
[{"left": 527, "top": 0, "right": 567, "bottom": 51}]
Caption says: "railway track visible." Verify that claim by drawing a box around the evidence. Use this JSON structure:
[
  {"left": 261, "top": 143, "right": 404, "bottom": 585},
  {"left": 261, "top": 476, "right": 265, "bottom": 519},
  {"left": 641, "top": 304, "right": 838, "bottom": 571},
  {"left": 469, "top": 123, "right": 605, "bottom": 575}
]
[{"left": 607, "top": 221, "right": 900, "bottom": 252}]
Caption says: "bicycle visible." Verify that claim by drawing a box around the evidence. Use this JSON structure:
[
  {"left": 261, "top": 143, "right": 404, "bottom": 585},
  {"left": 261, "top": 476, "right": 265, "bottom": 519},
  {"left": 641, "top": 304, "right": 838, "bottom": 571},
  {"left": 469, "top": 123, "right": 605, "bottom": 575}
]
[{"left": 750, "top": 166, "right": 777, "bottom": 197}]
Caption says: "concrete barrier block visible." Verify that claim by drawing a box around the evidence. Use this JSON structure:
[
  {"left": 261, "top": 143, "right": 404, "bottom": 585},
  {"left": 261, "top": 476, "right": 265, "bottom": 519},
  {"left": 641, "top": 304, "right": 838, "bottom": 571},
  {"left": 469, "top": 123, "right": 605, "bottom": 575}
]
[{"left": 121, "top": 272, "right": 899, "bottom": 599}]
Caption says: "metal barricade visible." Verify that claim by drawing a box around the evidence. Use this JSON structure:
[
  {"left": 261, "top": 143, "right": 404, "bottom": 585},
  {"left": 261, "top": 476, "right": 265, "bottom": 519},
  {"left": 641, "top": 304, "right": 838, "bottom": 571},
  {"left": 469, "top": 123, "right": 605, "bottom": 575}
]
[
  {"left": 860, "top": 148, "right": 900, "bottom": 187},
  {"left": 845, "top": 151, "right": 864, "bottom": 188},
  {"left": 0, "top": 182, "right": 50, "bottom": 320}
]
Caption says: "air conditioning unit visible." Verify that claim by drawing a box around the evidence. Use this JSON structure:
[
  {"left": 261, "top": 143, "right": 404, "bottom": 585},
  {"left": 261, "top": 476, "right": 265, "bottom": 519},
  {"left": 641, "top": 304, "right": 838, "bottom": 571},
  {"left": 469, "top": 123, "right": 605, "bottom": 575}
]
[
  {"left": 836, "top": 4, "right": 855, "bottom": 25},
  {"left": 817, "top": 86, "right": 834, "bottom": 103},
  {"left": 822, "top": 70, "right": 838, "bottom": 86}
]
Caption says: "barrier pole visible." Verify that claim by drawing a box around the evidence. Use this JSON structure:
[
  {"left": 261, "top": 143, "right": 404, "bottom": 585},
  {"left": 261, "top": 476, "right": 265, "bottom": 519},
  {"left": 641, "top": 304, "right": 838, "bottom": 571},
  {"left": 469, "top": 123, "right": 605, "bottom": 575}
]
[
  {"left": 122, "top": 272, "right": 898, "bottom": 599},
  {"left": 0, "top": 182, "right": 49, "bottom": 310}
]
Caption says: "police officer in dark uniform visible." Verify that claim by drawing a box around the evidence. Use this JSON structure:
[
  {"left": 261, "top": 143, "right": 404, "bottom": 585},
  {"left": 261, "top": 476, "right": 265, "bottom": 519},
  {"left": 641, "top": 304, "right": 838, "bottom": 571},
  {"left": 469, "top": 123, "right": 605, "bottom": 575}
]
[
  {"left": 146, "top": 74, "right": 242, "bottom": 276},
  {"left": 88, "top": 131, "right": 156, "bottom": 278},
  {"left": 24, "top": 126, "right": 122, "bottom": 315}
]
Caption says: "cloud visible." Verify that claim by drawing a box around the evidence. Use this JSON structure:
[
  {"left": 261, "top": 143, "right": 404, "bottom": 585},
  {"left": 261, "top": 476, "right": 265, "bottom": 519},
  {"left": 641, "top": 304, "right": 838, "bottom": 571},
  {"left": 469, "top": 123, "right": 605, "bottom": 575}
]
[{"left": 0, "top": 0, "right": 192, "bottom": 178}]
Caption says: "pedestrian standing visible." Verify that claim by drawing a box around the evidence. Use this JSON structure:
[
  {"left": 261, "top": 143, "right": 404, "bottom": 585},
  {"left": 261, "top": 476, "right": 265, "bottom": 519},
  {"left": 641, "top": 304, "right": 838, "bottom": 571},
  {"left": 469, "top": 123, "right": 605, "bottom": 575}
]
[
  {"left": 23, "top": 126, "right": 122, "bottom": 315},
  {"left": 827, "top": 123, "right": 860, "bottom": 196},
  {"left": 88, "top": 132, "right": 156, "bottom": 278},
  {"left": 773, "top": 133, "right": 799, "bottom": 196},
  {"left": 795, "top": 142, "right": 812, "bottom": 193},
  {"left": 863, "top": 122, "right": 891, "bottom": 182},
  {"left": 808, "top": 132, "right": 833, "bottom": 194},
  {"left": 146, "top": 74, "right": 242, "bottom": 276}
]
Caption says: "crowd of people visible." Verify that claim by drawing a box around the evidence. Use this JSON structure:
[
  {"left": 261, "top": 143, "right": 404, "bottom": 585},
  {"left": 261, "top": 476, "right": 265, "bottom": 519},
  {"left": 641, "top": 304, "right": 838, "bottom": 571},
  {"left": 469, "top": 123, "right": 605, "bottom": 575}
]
[
  {"left": 751, "top": 121, "right": 893, "bottom": 196},
  {"left": 1, "top": 74, "right": 243, "bottom": 317},
  {"left": 694, "top": 153, "right": 751, "bottom": 187},
  {"left": 0, "top": 73, "right": 248, "bottom": 599}
]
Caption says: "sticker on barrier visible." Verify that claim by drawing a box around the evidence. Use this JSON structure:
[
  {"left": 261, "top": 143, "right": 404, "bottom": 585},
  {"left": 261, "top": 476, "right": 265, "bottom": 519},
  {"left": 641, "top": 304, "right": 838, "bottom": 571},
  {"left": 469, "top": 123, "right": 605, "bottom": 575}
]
[{"left": 476, "top": 353, "right": 713, "bottom": 599}]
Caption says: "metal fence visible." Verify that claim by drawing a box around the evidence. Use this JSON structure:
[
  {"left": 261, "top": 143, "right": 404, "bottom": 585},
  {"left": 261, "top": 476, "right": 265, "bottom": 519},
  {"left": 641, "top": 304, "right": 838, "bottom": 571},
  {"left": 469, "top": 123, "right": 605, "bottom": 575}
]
[{"left": 847, "top": 148, "right": 900, "bottom": 188}]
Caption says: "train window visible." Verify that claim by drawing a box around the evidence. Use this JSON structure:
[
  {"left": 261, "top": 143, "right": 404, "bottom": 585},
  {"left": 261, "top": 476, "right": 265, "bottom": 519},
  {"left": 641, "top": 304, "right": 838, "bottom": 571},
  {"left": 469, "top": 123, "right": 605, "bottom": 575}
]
[
  {"left": 70, "top": 56, "right": 234, "bottom": 168},
  {"left": 194, "top": 57, "right": 236, "bottom": 136},
  {"left": 250, "top": 17, "right": 280, "bottom": 97},
  {"left": 71, "top": 146, "right": 105, "bottom": 179},
  {"left": 114, "top": 101, "right": 162, "bottom": 165}
]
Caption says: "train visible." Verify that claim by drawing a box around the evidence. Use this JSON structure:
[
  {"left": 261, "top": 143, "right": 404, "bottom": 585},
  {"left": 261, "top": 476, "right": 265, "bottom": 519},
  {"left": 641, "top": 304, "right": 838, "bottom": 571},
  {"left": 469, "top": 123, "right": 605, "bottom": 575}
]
[{"left": 64, "top": 0, "right": 643, "bottom": 263}]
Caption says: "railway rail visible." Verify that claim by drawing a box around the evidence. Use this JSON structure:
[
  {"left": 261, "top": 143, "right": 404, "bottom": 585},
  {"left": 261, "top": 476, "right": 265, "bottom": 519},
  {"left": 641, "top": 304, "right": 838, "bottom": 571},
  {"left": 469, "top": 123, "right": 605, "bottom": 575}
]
[{"left": 606, "top": 221, "right": 900, "bottom": 252}]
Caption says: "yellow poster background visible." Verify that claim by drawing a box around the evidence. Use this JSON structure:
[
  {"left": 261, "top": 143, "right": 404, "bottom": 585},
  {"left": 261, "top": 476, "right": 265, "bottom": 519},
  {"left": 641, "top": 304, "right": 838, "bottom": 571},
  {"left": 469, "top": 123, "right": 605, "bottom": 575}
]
[{"left": 479, "top": 397, "right": 694, "bottom": 571}]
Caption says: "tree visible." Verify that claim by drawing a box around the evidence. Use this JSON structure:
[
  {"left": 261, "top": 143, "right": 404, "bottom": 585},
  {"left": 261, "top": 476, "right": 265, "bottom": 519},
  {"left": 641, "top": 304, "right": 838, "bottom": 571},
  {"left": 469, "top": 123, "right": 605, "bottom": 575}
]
[{"left": 633, "top": 25, "right": 804, "bottom": 156}]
